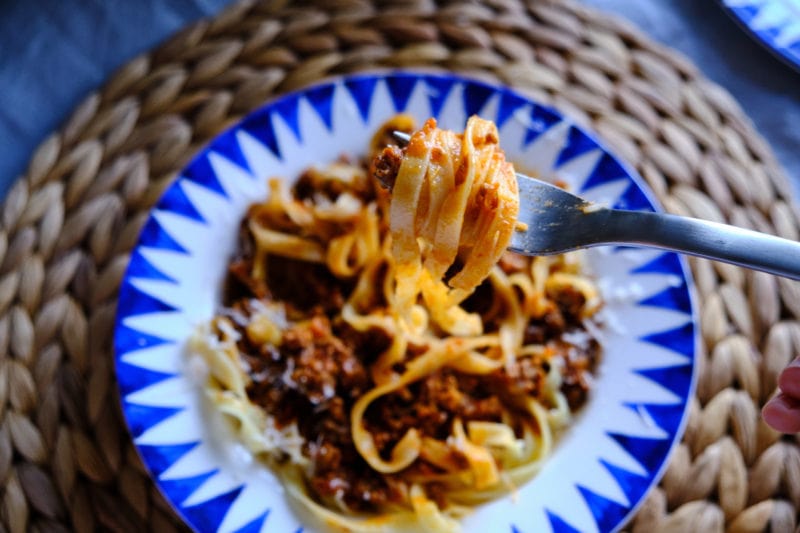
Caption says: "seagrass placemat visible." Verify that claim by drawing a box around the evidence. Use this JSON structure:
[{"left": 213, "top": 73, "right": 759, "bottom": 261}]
[{"left": 2, "top": 0, "right": 799, "bottom": 531}]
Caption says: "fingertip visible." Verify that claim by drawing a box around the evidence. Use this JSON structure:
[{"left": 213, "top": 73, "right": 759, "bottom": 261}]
[
  {"left": 777, "top": 357, "right": 800, "bottom": 398},
  {"left": 763, "top": 393, "right": 800, "bottom": 434}
]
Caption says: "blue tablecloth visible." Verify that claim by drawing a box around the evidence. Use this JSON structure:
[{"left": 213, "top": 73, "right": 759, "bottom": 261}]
[{"left": 1, "top": 0, "right": 799, "bottom": 198}]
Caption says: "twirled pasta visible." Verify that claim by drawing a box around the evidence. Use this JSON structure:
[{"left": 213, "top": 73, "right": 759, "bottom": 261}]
[
  {"left": 385, "top": 116, "right": 519, "bottom": 337},
  {"left": 191, "top": 116, "right": 602, "bottom": 532}
]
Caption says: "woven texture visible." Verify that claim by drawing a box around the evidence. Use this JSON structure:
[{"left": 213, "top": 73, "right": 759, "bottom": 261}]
[{"left": 2, "top": 0, "right": 799, "bottom": 531}]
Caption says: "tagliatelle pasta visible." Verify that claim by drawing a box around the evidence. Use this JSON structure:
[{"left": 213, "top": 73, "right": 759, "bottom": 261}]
[
  {"left": 190, "top": 115, "right": 602, "bottom": 532},
  {"left": 385, "top": 117, "right": 520, "bottom": 337}
]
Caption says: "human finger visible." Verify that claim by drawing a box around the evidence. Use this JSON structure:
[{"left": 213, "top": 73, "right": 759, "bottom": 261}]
[
  {"left": 762, "top": 392, "right": 800, "bottom": 434},
  {"left": 777, "top": 356, "right": 800, "bottom": 398}
]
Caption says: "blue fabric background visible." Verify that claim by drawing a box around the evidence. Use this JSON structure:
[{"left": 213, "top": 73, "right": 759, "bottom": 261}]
[
  {"left": 0, "top": 0, "right": 231, "bottom": 193},
  {"left": 1, "top": 0, "right": 799, "bottom": 198}
]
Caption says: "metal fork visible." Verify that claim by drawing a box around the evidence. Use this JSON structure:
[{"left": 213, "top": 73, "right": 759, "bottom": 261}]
[{"left": 390, "top": 131, "right": 800, "bottom": 281}]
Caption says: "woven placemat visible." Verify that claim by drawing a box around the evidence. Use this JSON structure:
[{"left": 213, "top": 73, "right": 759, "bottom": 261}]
[{"left": 2, "top": 0, "right": 799, "bottom": 531}]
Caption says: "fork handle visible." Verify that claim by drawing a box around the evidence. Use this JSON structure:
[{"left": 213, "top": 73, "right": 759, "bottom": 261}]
[{"left": 587, "top": 209, "right": 800, "bottom": 281}]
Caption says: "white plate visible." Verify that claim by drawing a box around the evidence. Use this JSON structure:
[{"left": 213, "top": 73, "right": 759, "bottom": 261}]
[
  {"left": 114, "top": 71, "right": 698, "bottom": 533},
  {"left": 722, "top": 0, "right": 800, "bottom": 70}
]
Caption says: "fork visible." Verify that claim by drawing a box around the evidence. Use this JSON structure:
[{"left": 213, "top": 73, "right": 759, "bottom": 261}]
[{"left": 390, "top": 131, "right": 800, "bottom": 281}]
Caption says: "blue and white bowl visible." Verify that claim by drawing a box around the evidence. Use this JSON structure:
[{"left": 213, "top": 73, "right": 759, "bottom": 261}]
[
  {"left": 114, "top": 72, "right": 698, "bottom": 533},
  {"left": 722, "top": 0, "right": 800, "bottom": 70}
]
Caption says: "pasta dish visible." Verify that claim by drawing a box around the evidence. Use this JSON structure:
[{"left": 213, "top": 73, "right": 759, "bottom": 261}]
[{"left": 190, "top": 115, "right": 602, "bottom": 532}]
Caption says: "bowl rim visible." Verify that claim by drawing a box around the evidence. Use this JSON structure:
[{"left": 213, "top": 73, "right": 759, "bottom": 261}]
[{"left": 113, "top": 69, "right": 700, "bottom": 533}]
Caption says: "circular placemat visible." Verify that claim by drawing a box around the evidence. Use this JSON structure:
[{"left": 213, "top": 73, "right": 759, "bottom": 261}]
[{"left": 2, "top": 0, "right": 799, "bottom": 531}]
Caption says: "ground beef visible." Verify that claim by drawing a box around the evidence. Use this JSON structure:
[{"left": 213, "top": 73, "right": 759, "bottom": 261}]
[
  {"left": 226, "top": 256, "right": 267, "bottom": 302},
  {"left": 370, "top": 145, "right": 403, "bottom": 189},
  {"left": 238, "top": 294, "right": 597, "bottom": 511},
  {"left": 224, "top": 221, "right": 599, "bottom": 513},
  {"left": 224, "top": 222, "right": 266, "bottom": 304},
  {"left": 266, "top": 255, "right": 351, "bottom": 315},
  {"left": 222, "top": 213, "right": 353, "bottom": 313},
  {"left": 237, "top": 303, "right": 598, "bottom": 511},
  {"left": 245, "top": 315, "right": 369, "bottom": 412},
  {"left": 306, "top": 418, "right": 403, "bottom": 511},
  {"left": 491, "top": 357, "right": 547, "bottom": 398},
  {"left": 335, "top": 322, "right": 393, "bottom": 367},
  {"left": 553, "top": 285, "right": 587, "bottom": 324},
  {"left": 364, "top": 357, "right": 549, "bottom": 457},
  {"left": 241, "top": 313, "right": 396, "bottom": 511},
  {"left": 558, "top": 338, "right": 601, "bottom": 411},
  {"left": 282, "top": 316, "right": 369, "bottom": 403}
]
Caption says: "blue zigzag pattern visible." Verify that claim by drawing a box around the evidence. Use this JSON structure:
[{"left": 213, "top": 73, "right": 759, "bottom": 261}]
[
  {"left": 723, "top": 0, "right": 800, "bottom": 70},
  {"left": 114, "top": 72, "right": 697, "bottom": 533}
]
